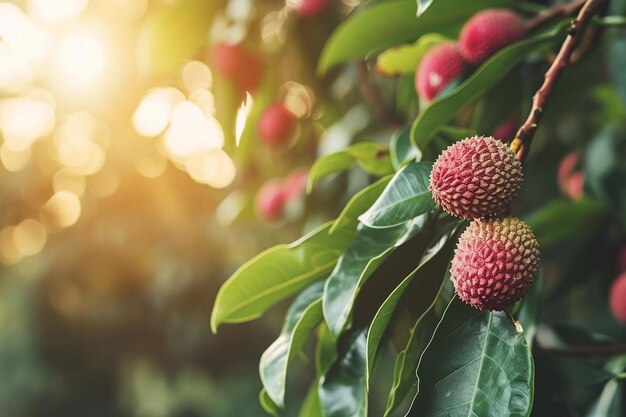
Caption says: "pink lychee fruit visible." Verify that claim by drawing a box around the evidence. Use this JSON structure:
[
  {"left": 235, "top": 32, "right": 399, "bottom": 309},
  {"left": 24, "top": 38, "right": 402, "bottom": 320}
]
[
  {"left": 258, "top": 103, "right": 297, "bottom": 147},
  {"left": 459, "top": 9, "right": 527, "bottom": 66},
  {"left": 610, "top": 272, "right": 626, "bottom": 323},
  {"left": 451, "top": 217, "right": 540, "bottom": 311},
  {"left": 212, "top": 42, "right": 245, "bottom": 78},
  {"left": 297, "top": 0, "right": 330, "bottom": 17},
  {"left": 237, "top": 53, "right": 263, "bottom": 93},
  {"left": 256, "top": 180, "right": 288, "bottom": 221},
  {"left": 415, "top": 42, "right": 467, "bottom": 102},
  {"left": 429, "top": 136, "right": 523, "bottom": 219},
  {"left": 284, "top": 168, "right": 309, "bottom": 199}
]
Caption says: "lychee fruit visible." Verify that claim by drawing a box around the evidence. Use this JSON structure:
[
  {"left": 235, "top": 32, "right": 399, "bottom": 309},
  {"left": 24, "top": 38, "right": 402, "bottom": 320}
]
[
  {"left": 256, "top": 180, "right": 288, "bottom": 221},
  {"left": 284, "top": 168, "right": 309, "bottom": 199},
  {"left": 610, "top": 272, "right": 626, "bottom": 323},
  {"left": 459, "top": 9, "right": 527, "bottom": 66},
  {"left": 297, "top": 0, "right": 330, "bottom": 17},
  {"left": 491, "top": 117, "right": 519, "bottom": 143},
  {"left": 238, "top": 53, "right": 263, "bottom": 93},
  {"left": 212, "top": 42, "right": 245, "bottom": 78},
  {"left": 258, "top": 103, "right": 297, "bottom": 147},
  {"left": 451, "top": 217, "right": 540, "bottom": 311},
  {"left": 429, "top": 136, "right": 523, "bottom": 219},
  {"left": 415, "top": 42, "right": 467, "bottom": 102}
]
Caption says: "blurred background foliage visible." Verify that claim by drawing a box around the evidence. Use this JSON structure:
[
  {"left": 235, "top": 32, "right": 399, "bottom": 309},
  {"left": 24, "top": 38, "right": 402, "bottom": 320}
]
[{"left": 0, "top": 0, "right": 626, "bottom": 416}]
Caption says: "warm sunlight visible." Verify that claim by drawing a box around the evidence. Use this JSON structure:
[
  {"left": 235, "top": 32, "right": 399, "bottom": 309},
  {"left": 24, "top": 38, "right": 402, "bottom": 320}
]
[{"left": 55, "top": 30, "right": 105, "bottom": 83}]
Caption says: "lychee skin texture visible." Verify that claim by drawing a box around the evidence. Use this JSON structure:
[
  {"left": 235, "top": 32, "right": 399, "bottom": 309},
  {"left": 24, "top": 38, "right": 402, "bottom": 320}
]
[
  {"left": 298, "top": 0, "right": 330, "bottom": 17},
  {"left": 258, "top": 103, "right": 297, "bottom": 147},
  {"left": 256, "top": 180, "right": 288, "bottom": 221},
  {"left": 429, "top": 136, "right": 523, "bottom": 219},
  {"left": 451, "top": 217, "right": 540, "bottom": 311},
  {"left": 610, "top": 273, "right": 626, "bottom": 323},
  {"left": 459, "top": 9, "right": 527, "bottom": 66},
  {"left": 415, "top": 42, "right": 467, "bottom": 102}
]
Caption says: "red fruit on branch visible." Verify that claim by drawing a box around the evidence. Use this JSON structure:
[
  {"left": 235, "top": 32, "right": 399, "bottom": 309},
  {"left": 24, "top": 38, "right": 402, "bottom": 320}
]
[
  {"left": 415, "top": 42, "right": 467, "bottom": 102},
  {"left": 238, "top": 53, "right": 263, "bottom": 93},
  {"left": 297, "top": 0, "right": 330, "bottom": 17},
  {"left": 284, "top": 168, "right": 309, "bottom": 199},
  {"left": 258, "top": 103, "right": 297, "bottom": 147},
  {"left": 610, "top": 273, "right": 626, "bottom": 323},
  {"left": 451, "top": 217, "right": 540, "bottom": 311},
  {"left": 256, "top": 180, "right": 288, "bottom": 221},
  {"left": 429, "top": 136, "right": 523, "bottom": 219},
  {"left": 459, "top": 9, "right": 527, "bottom": 66}
]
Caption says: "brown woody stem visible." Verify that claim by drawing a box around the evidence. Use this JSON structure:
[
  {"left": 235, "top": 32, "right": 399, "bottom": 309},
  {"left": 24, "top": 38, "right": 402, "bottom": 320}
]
[
  {"left": 525, "top": 0, "right": 586, "bottom": 32},
  {"left": 511, "top": 0, "right": 604, "bottom": 162}
]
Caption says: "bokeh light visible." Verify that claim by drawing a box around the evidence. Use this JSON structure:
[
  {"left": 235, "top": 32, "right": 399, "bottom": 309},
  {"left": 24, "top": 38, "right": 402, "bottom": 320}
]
[
  {"left": 28, "top": 0, "right": 88, "bottom": 23},
  {"left": 43, "top": 191, "right": 82, "bottom": 229},
  {"left": 55, "top": 29, "right": 105, "bottom": 83},
  {"left": 13, "top": 219, "right": 47, "bottom": 257}
]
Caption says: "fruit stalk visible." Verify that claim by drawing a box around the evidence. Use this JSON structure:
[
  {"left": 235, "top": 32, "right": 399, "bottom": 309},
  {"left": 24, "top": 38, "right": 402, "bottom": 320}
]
[{"left": 511, "top": 0, "right": 604, "bottom": 162}]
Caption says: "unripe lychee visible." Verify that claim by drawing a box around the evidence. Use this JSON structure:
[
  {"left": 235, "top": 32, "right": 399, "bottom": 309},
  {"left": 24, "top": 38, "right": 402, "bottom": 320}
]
[
  {"left": 429, "top": 136, "right": 523, "bottom": 219},
  {"left": 459, "top": 9, "right": 527, "bottom": 66},
  {"left": 491, "top": 117, "right": 519, "bottom": 143},
  {"left": 610, "top": 273, "right": 626, "bottom": 322},
  {"left": 212, "top": 42, "right": 245, "bottom": 78},
  {"left": 451, "top": 217, "right": 540, "bottom": 311},
  {"left": 415, "top": 42, "right": 467, "bottom": 102},
  {"left": 297, "top": 0, "right": 330, "bottom": 17},
  {"left": 256, "top": 180, "right": 288, "bottom": 221},
  {"left": 258, "top": 103, "right": 297, "bottom": 147}
]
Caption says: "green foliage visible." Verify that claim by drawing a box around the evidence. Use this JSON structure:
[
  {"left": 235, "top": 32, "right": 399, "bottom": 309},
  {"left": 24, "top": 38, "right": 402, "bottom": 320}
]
[
  {"left": 410, "top": 299, "right": 535, "bottom": 417},
  {"left": 375, "top": 34, "right": 449, "bottom": 76}
]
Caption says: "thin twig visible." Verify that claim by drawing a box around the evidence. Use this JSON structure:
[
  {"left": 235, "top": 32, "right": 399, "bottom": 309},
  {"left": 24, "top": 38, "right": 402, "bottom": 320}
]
[
  {"left": 511, "top": 0, "right": 605, "bottom": 162},
  {"left": 505, "top": 309, "right": 524, "bottom": 333},
  {"left": 525, "top": 0, "right": 586, "bottom": 32},
  {"left": 357, "top": 61, "right": 402, "bottom": 127}
]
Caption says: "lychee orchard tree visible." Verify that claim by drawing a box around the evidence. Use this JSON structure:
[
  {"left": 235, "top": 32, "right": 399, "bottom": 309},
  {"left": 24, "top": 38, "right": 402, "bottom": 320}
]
[{"left": 211, "top": 0, "right": 626, "bottom": 416}]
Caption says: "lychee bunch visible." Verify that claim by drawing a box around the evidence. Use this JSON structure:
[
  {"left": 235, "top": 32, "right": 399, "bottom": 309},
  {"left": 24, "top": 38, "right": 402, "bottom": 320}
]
[
  {"left": 415, "top": 42, "right": 467, "bottom": 102},
  {"left": 451, "top": 217, "right": 539, "bottom": 311},
  {"left": 610, "top": 272, "right": 626, "bottom": 323},
  {"left": 258, "top": 103, "right": 298, "bottom": 147},
  {"left": 459, "top": 9, "right": 527, "bottom": 66},
  {"left": 429, "top": 136, "right": 523, "bottom": 219}
]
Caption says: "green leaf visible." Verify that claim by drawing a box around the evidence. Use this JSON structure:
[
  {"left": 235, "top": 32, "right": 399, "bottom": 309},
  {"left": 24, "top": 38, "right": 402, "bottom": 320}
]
[
  {"left": 366, "top": 221, "right": 461, "bottom": 387},
  {"left": 359, "top": 162, "right": 435, "bottom": 229},
  {"left": 316, "top": 323, "right": 338, "bottom": 376},
  {"left": 319, "top": 329, "right": 368, "bottom": 417},
  {"left": 299, "top": 383, "right": 323, "bottom": 417},
  {"left": 586, "top": 379, "right": 622, "bottom": 417},
  {"left": 526, "top": 198, "right": 607, "bottom": 248},
  {"left": 259, "top": 389, "right": 280, "bottom": 417},
  {"left": 390, "top": 126, "right": 420, "bottom": 169},
  {"left": 260, "top": 281, "right": 325, "bottom": 407},
  {"left": 308, "top": 142, "right": 393, "bottom": 192},
  {"left": 211, "top": 222, "right": 355, "bottom": 332},
  {"left": 375, "top": 34, "right": 448, "bottom": 77},
  {"left": 318, "top": 0, "right": 509, "bottom": 73},
  {"left": 409, "top": 298, "right": 534, "bottom": 417},
  {"left": 331, "top": 176, "right": 392, "bottom": 234},
  {"left": 411, "top": 22, "right": 566, "bottom": 151},
  {"left": 323, "top": 218, "right": 426, "bottom": 338}
]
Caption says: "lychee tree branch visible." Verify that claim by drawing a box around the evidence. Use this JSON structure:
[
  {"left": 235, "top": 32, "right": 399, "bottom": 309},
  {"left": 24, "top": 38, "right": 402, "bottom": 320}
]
[
  {"left": 511, "top": 0, "right": 605, "bottom": 162},
  {"left": 525, "top": 0, "right": 586, "bottom": 32}
]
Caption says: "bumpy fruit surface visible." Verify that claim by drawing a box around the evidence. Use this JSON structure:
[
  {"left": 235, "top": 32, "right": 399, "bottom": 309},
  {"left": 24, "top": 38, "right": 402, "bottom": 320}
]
[
  {"left": 451, "top": 217, "right": 540, "bottom": 311},
  {"left": 459, "top": 9, "right": 527, "bottom": 66},
  {"left": 610, "top": 273, "right": 626, "bottom": 323},
  {"left": 429, "top": 136, "right": 523, "bottom": 219},
  {"left": 258, "top": 103, "right": 297, "bottom": 147},
  {"left": 297, "top": 0, "right": 330, "bottom": 17},
  {"left": 256, "top": 180, "right": 288, "bottom": 221},
  {"left": 415, "top": 42, "right": 466, "bottom": 102}
]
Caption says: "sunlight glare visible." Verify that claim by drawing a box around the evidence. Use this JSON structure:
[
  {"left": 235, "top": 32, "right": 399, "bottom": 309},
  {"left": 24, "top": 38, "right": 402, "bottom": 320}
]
[
  {"left": 29, "top": 0, "right": 88, "bottom": 23},
  {"left": 235, "top": 93, "right": 254, "bottom": 146},
  {"left": 56, "top": 31, "right": 105, "bottom": 83}
]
